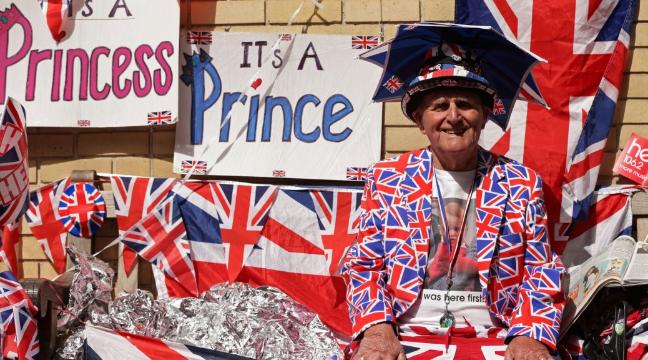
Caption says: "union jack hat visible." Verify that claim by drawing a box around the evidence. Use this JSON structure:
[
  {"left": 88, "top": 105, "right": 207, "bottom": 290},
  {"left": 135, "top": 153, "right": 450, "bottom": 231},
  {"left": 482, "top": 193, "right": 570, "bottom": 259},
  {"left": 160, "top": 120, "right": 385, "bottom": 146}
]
[
  {"left": 401, "top": 43, "right": 497, "bottom": 120},
  {"left": 361, "top": 23, "right": 547, "bottom": 129}
]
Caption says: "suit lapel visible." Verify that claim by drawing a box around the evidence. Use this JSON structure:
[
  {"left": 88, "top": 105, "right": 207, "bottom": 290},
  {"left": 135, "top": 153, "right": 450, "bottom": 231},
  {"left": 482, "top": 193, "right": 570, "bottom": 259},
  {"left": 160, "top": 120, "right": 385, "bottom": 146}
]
[
  {"left": 474, "top": 149, "right": 508, "bottom": 291},
  {"left": 391, "top": 149, "right": 433, "bottom": 305}
]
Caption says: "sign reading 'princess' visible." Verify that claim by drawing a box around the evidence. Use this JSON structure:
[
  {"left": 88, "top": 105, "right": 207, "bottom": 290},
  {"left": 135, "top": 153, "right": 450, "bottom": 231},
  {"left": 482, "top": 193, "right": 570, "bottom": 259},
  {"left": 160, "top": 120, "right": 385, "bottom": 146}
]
[{"left": 0, "top": 0, "right": 178, "bottom": 127}]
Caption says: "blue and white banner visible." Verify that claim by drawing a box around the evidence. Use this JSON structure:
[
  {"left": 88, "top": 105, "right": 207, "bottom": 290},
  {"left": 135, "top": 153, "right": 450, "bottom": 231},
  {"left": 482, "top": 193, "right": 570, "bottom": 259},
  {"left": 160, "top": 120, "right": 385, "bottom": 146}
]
[{"left": 174, "top": 32, "right": 383, "bottom": 180}]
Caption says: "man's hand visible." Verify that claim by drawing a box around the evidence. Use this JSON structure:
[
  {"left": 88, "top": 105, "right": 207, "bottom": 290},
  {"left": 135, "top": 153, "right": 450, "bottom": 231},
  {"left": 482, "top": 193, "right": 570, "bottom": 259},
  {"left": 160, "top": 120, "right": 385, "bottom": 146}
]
[
  {"left": 505, "top": 336, "right": 552, "bottom": 360},
  {"left": 354, "top": 323, "right": 406, "bottom": 360}
]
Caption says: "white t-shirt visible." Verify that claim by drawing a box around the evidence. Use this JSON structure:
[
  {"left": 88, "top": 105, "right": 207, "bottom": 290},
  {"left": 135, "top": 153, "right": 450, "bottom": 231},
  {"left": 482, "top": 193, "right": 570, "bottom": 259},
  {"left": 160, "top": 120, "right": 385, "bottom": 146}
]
[{"left": 399, "top": 169, "right": 499, "bottom": 332}]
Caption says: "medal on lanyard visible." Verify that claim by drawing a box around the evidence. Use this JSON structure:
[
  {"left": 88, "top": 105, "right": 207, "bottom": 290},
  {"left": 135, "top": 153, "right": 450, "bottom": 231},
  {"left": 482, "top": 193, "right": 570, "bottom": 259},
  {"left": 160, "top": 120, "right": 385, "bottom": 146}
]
[{"left": 433, "top": 170, "right": 475, "bottom": 328}]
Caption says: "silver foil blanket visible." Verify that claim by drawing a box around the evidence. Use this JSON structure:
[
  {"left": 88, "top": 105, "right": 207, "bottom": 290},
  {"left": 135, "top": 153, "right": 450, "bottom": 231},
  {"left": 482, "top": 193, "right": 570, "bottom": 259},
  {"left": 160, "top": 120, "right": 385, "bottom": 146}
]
[{"left": 55, "top": 250, "right": 341, "bottom": 360}]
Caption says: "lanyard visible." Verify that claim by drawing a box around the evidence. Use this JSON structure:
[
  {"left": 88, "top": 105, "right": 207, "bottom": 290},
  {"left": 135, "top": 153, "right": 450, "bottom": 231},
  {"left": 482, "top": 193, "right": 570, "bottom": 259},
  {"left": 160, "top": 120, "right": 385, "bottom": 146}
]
[{"left": 432, "top": 168, "right": 476, "bottom": 328}]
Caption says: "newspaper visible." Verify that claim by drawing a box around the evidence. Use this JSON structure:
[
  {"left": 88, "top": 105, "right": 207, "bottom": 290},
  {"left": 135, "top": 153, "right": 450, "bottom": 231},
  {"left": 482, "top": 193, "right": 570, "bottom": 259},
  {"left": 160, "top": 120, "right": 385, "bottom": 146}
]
[{"left": 560, "top": 235, "right": 648, "bottom": 338}]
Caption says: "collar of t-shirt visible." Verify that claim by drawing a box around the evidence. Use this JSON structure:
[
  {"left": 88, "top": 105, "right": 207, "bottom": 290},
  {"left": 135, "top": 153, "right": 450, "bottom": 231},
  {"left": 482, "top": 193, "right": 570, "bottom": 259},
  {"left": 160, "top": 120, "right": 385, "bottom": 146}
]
[{"left": 432, "top": 168, "right": 476, "bottom": 200}]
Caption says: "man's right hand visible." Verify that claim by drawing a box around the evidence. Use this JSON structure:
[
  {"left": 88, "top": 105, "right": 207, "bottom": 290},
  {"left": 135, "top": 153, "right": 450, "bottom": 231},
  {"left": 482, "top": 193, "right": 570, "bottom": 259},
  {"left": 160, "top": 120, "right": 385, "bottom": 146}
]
[{"left": 354, "top": 323, "right": 406, "bottom": 360}]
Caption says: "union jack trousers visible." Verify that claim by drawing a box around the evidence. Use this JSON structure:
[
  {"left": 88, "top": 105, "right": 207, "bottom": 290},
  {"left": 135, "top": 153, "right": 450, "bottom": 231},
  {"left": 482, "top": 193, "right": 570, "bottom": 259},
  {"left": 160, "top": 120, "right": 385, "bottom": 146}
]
[{"left": 341, "top": 148, "right": 565, "bottom": 350}]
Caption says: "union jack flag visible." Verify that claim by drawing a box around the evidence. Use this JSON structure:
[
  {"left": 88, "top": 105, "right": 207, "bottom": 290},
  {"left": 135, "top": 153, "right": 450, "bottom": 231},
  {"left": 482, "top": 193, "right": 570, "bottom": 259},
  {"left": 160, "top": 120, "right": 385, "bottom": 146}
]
[
  {"left": 0, "top": 271, "right": 39, "bottom": 360},
  {"left": 238, "top": 188, "right": 351, "bottom": 335},
  {"left": 58, "top": 183, "right": 106, "bottom": 238},
  {"left": 110, "top": 176, "right": 177, "bottom": 275},
  {"left": 210, "top": 183, "right": 277, "bottom": 282},
  {"left": 120, "top": 194, "right": 198, "bottom": 296},
  {"left": 169, "top": 182, "right": 225, "bottom": 294},
  {"left": 39, "top": 0, "right": 69, "bottom": 42},
  {"left": 25, "top": 178, "right": 71, "bottom": 274},
  {"left": 310, "top": 190, "right": 362, "bottom": 275},
  {"left": 345, "top": 167, "right": 368, "bottom": 181},
  {"left": 352, "top": 35, "right": 380, "bottom": 49},
  {"left": 0, "top": 220, "right": 21, "bottom": 274},
  {"left": 458, "top": 0, "right": 637, "bottom": 254},
  {"left": 77, "top": 119, "right": 90, "bottom": 127},
  {"left": 0, "top": 98, "right": 29, "bottom": 228},
  {"left": 278, "top": 34, "right": 293, "bottom": 41},
  {"left": 383, "top": 75, "right": 404, "bottom": 94},
  {"left": 180, "top": 160, "right": 207, "bottom": 175},
  {"left": 147, "top": 111, "right": 174, "bottom": 125},
  {"left": 187, "top": 31, "right": 212, "bottom": 45},
  {"left": 272, "top": 170, "right": 285, "bottom": 177}
]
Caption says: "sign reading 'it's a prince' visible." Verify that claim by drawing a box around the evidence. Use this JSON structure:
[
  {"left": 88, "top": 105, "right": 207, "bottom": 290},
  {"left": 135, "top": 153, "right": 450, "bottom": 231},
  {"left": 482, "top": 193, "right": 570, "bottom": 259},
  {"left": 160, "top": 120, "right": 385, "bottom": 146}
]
[
  {"left": 174, "top": 32, "right": 383, "bottom": 181},
  {"left": 0, "top": 0, "right": 178, "bottom": 127}
]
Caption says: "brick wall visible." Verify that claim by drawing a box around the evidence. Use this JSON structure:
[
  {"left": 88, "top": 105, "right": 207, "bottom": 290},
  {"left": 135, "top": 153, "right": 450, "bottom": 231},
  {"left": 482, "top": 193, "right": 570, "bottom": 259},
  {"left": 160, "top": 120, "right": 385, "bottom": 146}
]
[{"left": 18, "top": 0, "right": 648, "bottom": 281}]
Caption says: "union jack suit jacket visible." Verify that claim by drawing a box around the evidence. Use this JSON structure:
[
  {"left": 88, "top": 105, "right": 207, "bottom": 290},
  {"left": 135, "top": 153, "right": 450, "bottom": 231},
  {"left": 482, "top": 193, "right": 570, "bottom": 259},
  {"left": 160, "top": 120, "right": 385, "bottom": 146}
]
[{"left": 341, "top": 147, "right": 565, "bottom": 350}]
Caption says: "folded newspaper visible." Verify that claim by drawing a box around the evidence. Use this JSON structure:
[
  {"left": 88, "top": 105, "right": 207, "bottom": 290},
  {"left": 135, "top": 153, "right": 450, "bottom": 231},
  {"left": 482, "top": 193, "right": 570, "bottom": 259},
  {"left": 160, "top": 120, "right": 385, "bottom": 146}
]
[{"left": 560, "top": 235, "right": 648, "bottom": 339}]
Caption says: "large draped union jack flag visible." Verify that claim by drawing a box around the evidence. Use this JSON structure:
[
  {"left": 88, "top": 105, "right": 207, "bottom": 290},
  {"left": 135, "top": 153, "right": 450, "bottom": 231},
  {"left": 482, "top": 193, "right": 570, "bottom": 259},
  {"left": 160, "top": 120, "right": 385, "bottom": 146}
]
[
  {"left": 310, "top": 190, "right": 362, "bottom": 275},
  {"left": 457, "top": 0, "right": 637, "bottom": 254},
  {"left": 210, "top": 183, "right": 277, "bottom": 282}
]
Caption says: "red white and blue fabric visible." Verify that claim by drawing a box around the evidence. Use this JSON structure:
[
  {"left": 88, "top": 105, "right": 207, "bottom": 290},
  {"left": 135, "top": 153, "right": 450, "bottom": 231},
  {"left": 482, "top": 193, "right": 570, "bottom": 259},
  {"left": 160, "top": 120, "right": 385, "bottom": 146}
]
[
  {"left": 160, "top": 186, "right": 356, "bottom": 336},
  {"left": 58, "top": 183, "right": 106, "bottom": 238},
  {"left": 110, "top": 176, "right": 177, "bottom": 275},
  {"left": 25, "top": 178, "right": 71, "bottom": 274},
  {"left": 84, "top": 325, "right": 251, "bottom": 360},
  {"left": 310, "top": 189, "right": 362, "bottom": 275},
  {"left": 209, "top": 183, "right": 277, "bottom": 282},
  {"left": 0, "top": 220, "right": 21, "bottom": 274},
  {"left": 399, "top": 333, "right": 506, "bottom": 360},
  {"left": 341, "top": 148, "right": 565, "bottom": 350},
  {"left": 558, "top": 185, "right": 637, "bottom": 267},
  {"left": 120, "top": 191, "right": 198, "bottom": 296},
  {"left": 0, "top": 98, "right": 29, "bottom": 228},
  {"left": 456, "top": 0, "right": 637, "bottom": 254},
  {"left": 237, "top": 188, "right": 354, "bottom": 336},
  {"left": 0, "top": 271, "right": 39, "bottom": 360},
  {"left": 39, "top": 0, "right": 69, "bottom": 42}
]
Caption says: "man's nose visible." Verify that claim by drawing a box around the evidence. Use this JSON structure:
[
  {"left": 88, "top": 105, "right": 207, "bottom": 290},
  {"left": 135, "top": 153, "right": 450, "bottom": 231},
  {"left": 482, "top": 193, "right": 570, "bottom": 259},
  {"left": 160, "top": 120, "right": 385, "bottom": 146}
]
[{"left": 446, "top": 102, "right": 462, "bottom": 123}]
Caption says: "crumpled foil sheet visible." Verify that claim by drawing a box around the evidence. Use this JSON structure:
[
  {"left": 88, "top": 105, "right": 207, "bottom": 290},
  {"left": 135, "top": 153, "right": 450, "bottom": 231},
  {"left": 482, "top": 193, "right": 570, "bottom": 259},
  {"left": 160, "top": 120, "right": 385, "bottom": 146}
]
[
  {"left": 55, "top": 247, "right": 114, "bottom": 360},
  {"left": 105, "top": 289, "right": 175, "bottom": 338},
  {"left": 55, "top": 251, "right": 340, "bottom": 360},
  {"left": 58, "top": 248, "right": 114, "bottom": 330},
  {"left": 163, "top": 283, "right": 340, "bottom": 359},
  {"left": 54, "top": 326, "right": 85, "bottom": 360}
]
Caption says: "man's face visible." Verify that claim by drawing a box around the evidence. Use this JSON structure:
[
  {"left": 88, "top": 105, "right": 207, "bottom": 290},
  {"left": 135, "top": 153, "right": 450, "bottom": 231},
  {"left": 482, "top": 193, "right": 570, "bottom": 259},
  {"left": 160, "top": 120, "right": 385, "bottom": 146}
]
[{"left": 413, "top": 89, "right": 488, "bottom": 156}]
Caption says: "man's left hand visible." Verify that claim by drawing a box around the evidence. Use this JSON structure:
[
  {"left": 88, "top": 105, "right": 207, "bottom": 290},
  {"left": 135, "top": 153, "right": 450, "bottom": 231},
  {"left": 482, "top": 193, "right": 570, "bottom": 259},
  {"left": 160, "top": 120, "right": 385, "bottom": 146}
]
[{"left": 505, "top": 336, "right": 552, "bottom": 360}]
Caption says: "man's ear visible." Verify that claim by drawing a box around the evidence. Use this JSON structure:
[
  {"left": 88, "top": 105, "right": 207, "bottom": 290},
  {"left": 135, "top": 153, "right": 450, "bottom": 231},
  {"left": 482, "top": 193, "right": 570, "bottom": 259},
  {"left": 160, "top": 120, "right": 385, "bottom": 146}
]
[
  {"left": 481, "top": 107, "right": 491, "bottom": 129},
  {"left": 412, "top": 110, "right": 425, "bottom": 132}
]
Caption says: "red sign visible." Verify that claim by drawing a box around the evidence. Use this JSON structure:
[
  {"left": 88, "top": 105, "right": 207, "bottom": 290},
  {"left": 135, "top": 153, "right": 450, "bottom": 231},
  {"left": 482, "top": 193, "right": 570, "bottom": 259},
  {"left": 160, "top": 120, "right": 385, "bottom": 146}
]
[{"left": 613, "top": 133, "right": 648, "bottom": 186}]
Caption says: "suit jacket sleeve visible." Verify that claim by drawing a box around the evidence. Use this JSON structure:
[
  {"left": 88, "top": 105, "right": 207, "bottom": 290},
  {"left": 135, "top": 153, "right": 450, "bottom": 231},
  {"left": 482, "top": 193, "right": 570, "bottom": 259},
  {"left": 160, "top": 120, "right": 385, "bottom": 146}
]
[
  {"left": 506, "top": 172, "right": 565, "bottom": 351},
  {"left": 341, "top": 166, "right": 395, "bottom": 338}
]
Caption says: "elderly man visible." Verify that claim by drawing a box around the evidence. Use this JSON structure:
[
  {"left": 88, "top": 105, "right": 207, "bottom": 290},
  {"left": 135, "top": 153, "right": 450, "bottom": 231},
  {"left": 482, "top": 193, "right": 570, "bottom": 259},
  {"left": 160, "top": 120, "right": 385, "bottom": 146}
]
[{"left": 342, "top": 35, "right": 565, "bottom": 360}]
